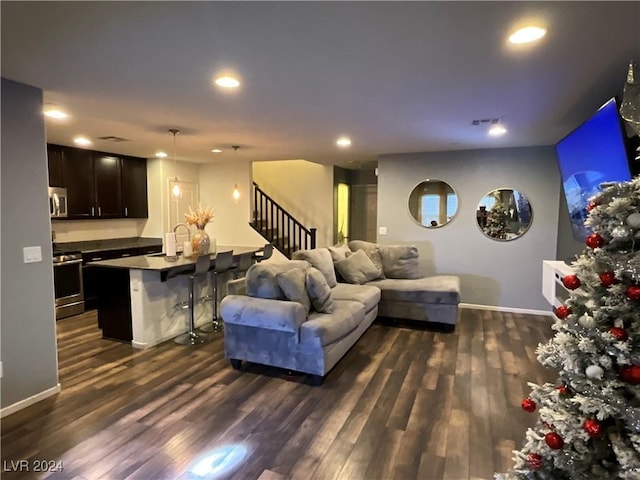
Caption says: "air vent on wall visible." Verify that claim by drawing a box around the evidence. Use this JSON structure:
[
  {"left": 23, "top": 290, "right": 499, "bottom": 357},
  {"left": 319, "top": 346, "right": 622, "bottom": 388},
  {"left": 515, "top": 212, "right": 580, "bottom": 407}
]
[
  {"left": 98, "top": 135, "right": 130, "bottom": 142},
  {"left": 471, "top": 118, "right": 500, "bottom": 126}
]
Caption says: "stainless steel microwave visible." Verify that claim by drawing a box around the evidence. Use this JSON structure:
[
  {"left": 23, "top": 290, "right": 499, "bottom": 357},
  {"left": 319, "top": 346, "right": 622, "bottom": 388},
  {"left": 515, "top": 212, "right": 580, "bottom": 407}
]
[{"left": 49, "top": 187, "right": 68, "bottom": 218}]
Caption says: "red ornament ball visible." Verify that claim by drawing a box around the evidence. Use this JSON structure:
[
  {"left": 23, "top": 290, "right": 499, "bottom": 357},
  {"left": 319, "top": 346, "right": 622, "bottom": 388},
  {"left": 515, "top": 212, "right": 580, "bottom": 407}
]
[
  {"left": 521, "top": 398, "right": 537, "bottom": 413},
  {"left": 545, "top": 432, "right": 564, "bottom": 450},
  {"left": 562, "top": 275, "right": 581, "bottom": 290},
  {"left": 599, "top": 271, "right": 617, "bottom": 287},
  {"left": 609, "top": 327, "right": 629, "bottom": 342},
  {"left": 554, "top": 305, "right": 571, "bottom": 319},
  {"left": 586, "top": 233, "right": 604, "bottom": 249},
  {"left": 626, "top": 285, "right": 640, "bottom": 300},
  {"left": 526, "top": 453, "right": 543, "bottom": 470},
  {"left": 587, "top": 201, "right": 598, "bottom": 212},
  {"left": 556, "top": 385, "right": 569, "bottom": 396},
  {"left": 619, "top": 365, "right": 640, "bottom": 385},
  {"left": 583, "top": 418, "right": 604, "bottom": 439}
]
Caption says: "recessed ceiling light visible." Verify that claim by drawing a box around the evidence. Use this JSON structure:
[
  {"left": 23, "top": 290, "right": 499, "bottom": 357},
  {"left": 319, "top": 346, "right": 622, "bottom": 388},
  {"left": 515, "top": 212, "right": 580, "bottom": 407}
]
[
  {"left": 73, "top": 136, "right": 92, "bottom": 146},
  {"left": 155, "top": 151, "right": 168, "bottom": 158},
  {"left": 488, "top": 125, "right": 507, "bottom": 137},
  {"left": 44, "top": 108, "right": 68, "bottom": 119},
  {"left": 336, "top": 137, "right": 352, "bottom": 147},
  {"left": 508, "top": 26, "right": 546, "bottom": 44},
  {"left": 211, "top": 149, "right": 222, "bottom": 153},
  {"left": 214, "top": 76, "right": 240, "bottom": 88}
]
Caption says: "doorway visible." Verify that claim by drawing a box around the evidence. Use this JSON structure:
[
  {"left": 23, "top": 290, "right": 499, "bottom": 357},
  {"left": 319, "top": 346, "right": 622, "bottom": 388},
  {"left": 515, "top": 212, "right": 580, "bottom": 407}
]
[
  {"left": 167, "top": 179, "right": 199, "bottom": 245},
  {"left": 350, "top": 184, "right": 377, "bottom": 242},
  {"left": 336, "top": 183, "right": 350, "bottom": 244}
]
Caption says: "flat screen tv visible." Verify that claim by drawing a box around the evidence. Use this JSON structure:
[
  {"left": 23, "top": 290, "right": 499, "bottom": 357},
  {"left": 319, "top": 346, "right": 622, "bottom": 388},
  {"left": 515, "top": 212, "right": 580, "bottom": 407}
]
[{"left": 555, "top": 97, "right": 633, "bottom": 242}]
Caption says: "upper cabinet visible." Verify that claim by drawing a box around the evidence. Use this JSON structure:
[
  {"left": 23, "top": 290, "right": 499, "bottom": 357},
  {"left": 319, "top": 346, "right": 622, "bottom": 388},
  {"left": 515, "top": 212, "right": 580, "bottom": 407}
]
[
  {"left": 47, "top": 144, "right": 65, "bottom": 188},
  {"left": 64, "top": 147, "right": 95, "bottom": 218},
  {"left": 121, "top": 156, "right": 148, "bottom": 218},
  {"left": 47, "top": 144, "right": 148, "bottom": 219},
  {"left": 93, "top": 153, "right": 123, "bottom": 218}
]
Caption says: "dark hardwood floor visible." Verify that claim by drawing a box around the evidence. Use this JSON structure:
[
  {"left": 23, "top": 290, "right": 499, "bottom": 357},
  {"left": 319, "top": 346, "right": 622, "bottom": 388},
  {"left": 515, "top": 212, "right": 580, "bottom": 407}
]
[{"left": 2, "top": 308, "right": 556, "bottom": 480}]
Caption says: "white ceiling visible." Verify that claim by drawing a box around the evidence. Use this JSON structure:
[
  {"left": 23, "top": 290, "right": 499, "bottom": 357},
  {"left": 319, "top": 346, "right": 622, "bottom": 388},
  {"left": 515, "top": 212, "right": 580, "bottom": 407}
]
[{"left": 2, "top": 1, "right": 639, "bottom": 169}]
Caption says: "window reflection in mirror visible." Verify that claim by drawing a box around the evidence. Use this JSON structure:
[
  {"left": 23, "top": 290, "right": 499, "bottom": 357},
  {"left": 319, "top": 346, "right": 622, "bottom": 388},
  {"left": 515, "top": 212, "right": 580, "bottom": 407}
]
[
  {"left": 408, "top": 180, "right": 458, "bottom": 228},
  {"left": 477, "top": 188, "right": 533, "bottom": 241}
]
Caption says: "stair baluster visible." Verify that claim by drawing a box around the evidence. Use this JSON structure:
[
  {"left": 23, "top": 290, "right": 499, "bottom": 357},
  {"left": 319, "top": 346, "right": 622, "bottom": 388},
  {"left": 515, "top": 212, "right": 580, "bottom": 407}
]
[{"left": 250, "top": 182, "right": 317, "bottom": 259}]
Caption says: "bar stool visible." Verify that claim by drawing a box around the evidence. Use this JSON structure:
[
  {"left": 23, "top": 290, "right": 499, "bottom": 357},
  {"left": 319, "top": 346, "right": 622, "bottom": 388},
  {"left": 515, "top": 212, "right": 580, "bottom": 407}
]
[
  {"left": 200, "top": 250, "right": 234, "bottom": 333},
  {"left": 254, "top": 243, "right": 274, "bottom": 263},
  {"left": 232, "top": 252, "right": 255, "bottom": 280},
  {"left": 175, "top": 255, "right": 211, "bottom": 345}
]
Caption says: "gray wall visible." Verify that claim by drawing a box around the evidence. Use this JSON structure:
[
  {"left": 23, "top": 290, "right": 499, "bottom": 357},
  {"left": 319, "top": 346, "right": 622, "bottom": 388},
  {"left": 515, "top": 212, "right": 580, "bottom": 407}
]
[
  {"left": 378, "top": 146, "right": 560, "bottom": 311},
  {"left": 556, "top": 183, "right": 587, "bottom": 262},
  {"left": 1, "top": 78, "right": 59, "bottom": 409}
]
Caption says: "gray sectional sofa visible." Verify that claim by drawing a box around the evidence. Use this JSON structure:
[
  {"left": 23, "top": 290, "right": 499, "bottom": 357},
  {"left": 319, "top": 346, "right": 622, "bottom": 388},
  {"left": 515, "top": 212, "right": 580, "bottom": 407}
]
[
  {"left": 332, "top": 240, "right": 461, "bottom": 327},
  {"left": 220, "top": 242, "right": 460, "bottom": 384}
]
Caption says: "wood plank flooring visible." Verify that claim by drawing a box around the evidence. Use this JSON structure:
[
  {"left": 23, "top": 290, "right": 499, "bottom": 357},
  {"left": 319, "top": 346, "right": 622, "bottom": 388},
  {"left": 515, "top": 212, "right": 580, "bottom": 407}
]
[{"left": 2, "top": 308, "right": 556, "bottom": 480}]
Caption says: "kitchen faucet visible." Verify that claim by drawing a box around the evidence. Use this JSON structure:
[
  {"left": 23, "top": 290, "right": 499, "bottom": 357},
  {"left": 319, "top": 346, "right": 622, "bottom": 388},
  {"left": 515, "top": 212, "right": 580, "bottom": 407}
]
[{"left": 173, "top": 223, "right": 191, "bottom": 241}]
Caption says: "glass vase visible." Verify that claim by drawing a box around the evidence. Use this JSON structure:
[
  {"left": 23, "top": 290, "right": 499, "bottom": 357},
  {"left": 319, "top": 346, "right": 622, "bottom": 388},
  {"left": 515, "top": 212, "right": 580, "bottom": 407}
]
[{"left": 191, "top": 226, "right": 210, "bottom": 256}]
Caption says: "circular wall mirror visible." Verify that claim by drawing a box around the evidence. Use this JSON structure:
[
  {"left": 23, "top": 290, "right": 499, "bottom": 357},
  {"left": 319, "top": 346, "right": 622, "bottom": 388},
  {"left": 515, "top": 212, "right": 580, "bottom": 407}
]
[
  {"left": 408, "top": 179, "right": 458, "bottom": 228},
  {"left": 477, "top": 188, "right": 533, "bottom": 241}
]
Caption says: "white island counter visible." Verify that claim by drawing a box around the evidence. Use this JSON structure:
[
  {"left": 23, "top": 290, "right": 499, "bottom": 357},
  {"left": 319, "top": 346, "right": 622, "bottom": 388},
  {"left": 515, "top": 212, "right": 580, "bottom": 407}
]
[{"left": 87, "top": 246, "right": 261, "bottom": 349}]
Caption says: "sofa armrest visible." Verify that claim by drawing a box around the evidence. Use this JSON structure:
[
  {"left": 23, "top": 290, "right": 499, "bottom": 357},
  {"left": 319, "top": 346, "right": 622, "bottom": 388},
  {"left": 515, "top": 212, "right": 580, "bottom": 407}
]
[
  {"left": 227, "top": 278, "right": 247, "bottom": 295},
  {"left": 220, "top": 295, "right": 307, "bottom": 334}
]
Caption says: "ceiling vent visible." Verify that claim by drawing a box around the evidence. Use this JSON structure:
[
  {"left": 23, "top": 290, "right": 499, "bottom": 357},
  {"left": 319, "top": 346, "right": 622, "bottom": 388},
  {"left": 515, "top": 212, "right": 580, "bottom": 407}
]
[
  {"left": 471, "top": 118, "right": 500, "bottom": 126},
  {"left": 98, "top": 135, "right": 130, "bottom": 142}
]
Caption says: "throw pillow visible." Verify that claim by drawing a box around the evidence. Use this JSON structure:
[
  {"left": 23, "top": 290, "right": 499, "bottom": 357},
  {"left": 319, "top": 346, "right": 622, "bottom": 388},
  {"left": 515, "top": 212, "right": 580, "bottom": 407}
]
[
  {"left": 276, "top": 268, "right": 311, "bottom": 313},
  {"left": 327, "top": 243, "right": 351, "bottom": 262},
  {"left": 306, "top": 267, "right": 335, "bottom": 313},
  {"left": 379, "top": 245, "right": 423, "bottom": 279},
  {"left": 246, "top": 260, "right": 311, "bottom": 299},
  {"left": 348, "top": 240, "right": 385, "bottom": 279},
  {"left": 334, "top": 249, "right": 381, "bottom": 285},
  {"left": 291, "top": 248, "right": 338, "bottom": 287}
]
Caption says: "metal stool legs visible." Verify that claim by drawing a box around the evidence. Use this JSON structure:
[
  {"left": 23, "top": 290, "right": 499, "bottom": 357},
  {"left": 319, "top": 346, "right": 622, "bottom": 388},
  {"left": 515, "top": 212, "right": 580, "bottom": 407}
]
[
  {"left": 175, "top": 255, "right": 211, "bottom": 345},
  {"left": 200, "top": 272, "right": 223, "bottom": 333},
  {"left": 200, "top": 250, "right": 234, "bottom": 334},
  {"left": 175, "top": 275, "right": 210, "bottom": 345}
]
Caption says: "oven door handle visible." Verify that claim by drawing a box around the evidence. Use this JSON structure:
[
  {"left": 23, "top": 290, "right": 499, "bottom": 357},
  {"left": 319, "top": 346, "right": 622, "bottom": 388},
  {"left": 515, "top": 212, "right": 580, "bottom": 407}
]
[{"left": 54, "top": 259, "right": 83, "bottom": 266}]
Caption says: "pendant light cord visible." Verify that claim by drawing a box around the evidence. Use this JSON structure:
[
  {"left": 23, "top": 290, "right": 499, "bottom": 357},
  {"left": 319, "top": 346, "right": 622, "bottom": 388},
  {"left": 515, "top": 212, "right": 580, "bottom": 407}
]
[
  {"left": 169, "top": 128, "right": 180, "bottom": 175},
  {"left": 169, "top": 129, "right": 180, "bottom": 198}
]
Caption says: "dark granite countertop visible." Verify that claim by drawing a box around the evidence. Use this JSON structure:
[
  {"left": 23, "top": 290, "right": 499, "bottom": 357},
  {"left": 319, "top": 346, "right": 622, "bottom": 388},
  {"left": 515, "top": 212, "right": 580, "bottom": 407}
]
[
  {"left": 53, "top": 236, "right": 163, "bottom": 255},
  {"left": 86, "top": 245, "right": 260, "bottom": 281}
]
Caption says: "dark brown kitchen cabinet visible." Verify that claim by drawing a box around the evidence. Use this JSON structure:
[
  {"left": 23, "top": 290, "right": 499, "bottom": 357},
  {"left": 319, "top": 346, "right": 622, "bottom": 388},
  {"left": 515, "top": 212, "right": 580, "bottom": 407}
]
[
  {"left": 83, "top": 244, "right": 162, "bottom": 310},
  {"left": 64, "top": 147, "right": 95, "bottom": 218},
  {"left": 93, "top": 154, "right": 122, "bottom": 218},
  {"left": 47, "top": 144, "right": 148, "bottom": 219},
  {"left": 47, "top": 144, "right": 65, "bottom": 187},
  {"left": 121, "top": 156, "right": 148, "bottom": 218}
]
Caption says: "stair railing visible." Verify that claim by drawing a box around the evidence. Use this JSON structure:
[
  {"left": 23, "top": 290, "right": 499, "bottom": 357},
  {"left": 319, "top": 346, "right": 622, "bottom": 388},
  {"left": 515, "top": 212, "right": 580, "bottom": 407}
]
[{"left": 252, "top": 182, "right": 316, "bottom": 258}]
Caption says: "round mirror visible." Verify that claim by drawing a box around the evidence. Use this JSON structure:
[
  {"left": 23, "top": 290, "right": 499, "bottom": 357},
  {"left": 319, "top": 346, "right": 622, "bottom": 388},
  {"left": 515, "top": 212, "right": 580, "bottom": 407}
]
[
  {"left": 408, "top": 179, "right": 458, "bottom": 228},
  {"left": 477, "top": 188, "right": 533, "bottom": 241}
]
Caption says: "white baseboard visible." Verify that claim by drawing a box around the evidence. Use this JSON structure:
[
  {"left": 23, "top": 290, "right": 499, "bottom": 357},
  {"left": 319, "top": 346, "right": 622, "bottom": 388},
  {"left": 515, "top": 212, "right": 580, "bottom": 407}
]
[
  {"left": 460, "top": 302, "right": 552, "bottom": 317},
  {"left": 1, "top": 383, "right": 61, "bottom": 419}
]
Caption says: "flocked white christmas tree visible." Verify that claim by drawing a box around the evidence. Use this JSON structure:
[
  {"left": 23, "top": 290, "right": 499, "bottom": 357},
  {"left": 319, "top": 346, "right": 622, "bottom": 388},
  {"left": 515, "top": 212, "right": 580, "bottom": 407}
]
[
  {"left": 498, "top": 177, "right": 640, "bottom": 479},
  {"left": 485, "top": 198, "right": 509, "bottom": 240}
]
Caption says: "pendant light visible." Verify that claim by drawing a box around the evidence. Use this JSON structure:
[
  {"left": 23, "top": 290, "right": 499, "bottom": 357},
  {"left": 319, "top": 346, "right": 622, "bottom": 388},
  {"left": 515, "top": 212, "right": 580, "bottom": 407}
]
[
  {"left": 169, "top": 129, "right": 181, "bottom": 199},
  {"left": 231, "top": 145, "right": 241, "bottom": 203}
]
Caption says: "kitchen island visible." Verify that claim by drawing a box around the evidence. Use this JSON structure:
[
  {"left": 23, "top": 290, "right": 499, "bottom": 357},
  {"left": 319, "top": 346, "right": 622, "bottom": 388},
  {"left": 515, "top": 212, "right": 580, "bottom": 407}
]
[{"left": 87, "top": 246, "right": 261, "bottom": 348}]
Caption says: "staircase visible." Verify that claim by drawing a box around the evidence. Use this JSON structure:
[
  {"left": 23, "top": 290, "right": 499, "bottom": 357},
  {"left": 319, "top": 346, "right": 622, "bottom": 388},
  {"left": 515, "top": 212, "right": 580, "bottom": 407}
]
[{"left": 251, "top": 182, "right": 316, "bottom": 258}]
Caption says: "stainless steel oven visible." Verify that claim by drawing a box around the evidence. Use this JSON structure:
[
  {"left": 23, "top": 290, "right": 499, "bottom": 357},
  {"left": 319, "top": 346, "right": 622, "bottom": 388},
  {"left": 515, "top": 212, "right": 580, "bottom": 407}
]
[{"left": 53, "top": 252, "right": 85, "bottom": 319}]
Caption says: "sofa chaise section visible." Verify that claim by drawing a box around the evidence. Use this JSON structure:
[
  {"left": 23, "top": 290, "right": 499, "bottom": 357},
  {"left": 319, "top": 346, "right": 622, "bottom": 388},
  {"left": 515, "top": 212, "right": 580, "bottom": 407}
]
[{"left": 367, "top": 276, "right": 461, "bottom": 326}]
